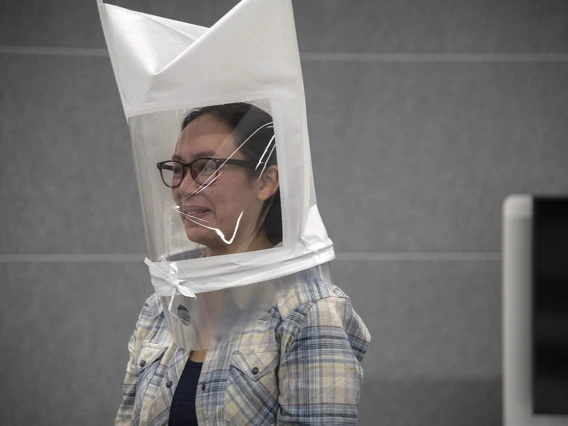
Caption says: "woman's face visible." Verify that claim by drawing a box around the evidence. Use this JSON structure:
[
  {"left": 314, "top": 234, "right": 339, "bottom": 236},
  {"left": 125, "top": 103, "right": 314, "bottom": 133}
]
[{"left": 172, "top": 114, "right": 269, "bottom": 255}]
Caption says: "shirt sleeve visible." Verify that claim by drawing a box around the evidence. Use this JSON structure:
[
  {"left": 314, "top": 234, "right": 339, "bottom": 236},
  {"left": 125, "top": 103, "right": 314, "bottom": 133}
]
[
  {"left": 115, "top": 328, "right": 138, "bottom": 425},
  {"left": 276, "top": 296, "right": 371, "bottom": 425},
  {"left": 115, "top": 296, "right": 159, "bottom": 425}
]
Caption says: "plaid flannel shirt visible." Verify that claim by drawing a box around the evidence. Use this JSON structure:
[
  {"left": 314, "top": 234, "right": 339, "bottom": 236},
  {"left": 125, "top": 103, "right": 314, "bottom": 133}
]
[{"left": 116, "top": 279, "right": 371, "bottom": 425}]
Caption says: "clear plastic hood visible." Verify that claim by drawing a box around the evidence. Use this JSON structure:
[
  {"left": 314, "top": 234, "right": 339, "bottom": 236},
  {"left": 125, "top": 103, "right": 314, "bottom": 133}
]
[{"left": 98, "top": 0, "right": 335, "bottom": 349}]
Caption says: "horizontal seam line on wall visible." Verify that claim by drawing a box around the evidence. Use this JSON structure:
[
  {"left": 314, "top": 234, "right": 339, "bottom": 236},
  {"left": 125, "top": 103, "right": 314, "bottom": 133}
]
[
  {"left": 0, "top": 253, "right": 502, "bottom": 263},
  {"left": 336, "top": 252, "right": 501, "bottom": 261},
  {"left": 1, "top": 46, "right": 567, "bottom": 62},
  {"left": 301, "top": 52, "right": 568, "bottom": 62},
  {"left": 0, "top": 46, "right": 109, "bottom": 57}
]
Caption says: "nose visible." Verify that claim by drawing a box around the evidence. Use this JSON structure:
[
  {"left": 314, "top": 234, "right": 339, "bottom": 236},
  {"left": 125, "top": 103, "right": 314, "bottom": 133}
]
[{"left": 176, "top": 168, "right": 200, "bottom": 200}]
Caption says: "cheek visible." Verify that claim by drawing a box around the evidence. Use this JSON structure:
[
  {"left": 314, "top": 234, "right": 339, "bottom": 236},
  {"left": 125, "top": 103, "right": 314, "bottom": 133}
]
[
  {"left": 210, "top": 185, "right": 255, "bottom": 214},
  {"left": 209, "top": 189, "right": 235, "bottom": 212}
]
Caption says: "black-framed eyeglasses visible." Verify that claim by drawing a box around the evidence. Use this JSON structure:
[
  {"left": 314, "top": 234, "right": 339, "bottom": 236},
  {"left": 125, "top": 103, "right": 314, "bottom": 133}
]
[{"left": 156, "top": 158, "right": 255, "bottom": 188}]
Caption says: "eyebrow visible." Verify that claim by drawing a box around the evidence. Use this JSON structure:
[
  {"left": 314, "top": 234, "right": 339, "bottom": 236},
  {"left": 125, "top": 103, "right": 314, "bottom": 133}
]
[{"left": 171, "top": 150, "right": 217, "bottom": 162}]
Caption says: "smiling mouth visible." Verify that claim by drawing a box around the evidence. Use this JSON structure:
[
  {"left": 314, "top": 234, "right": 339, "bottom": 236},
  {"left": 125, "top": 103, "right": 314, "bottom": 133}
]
[{"left": 182, "top": 208, "right": 211, "bottom": 221}]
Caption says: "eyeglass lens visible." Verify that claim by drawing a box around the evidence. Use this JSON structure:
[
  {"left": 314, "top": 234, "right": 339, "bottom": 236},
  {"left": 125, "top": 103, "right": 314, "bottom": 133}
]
[{"left": 160, "top": 160, "right": 219, "bottom": 188}]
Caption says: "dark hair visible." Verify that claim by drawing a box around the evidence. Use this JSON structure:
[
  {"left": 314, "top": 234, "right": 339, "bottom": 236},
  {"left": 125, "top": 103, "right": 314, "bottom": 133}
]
[{"left": 181, "top": 103, "right": 282, "bottom": 246}]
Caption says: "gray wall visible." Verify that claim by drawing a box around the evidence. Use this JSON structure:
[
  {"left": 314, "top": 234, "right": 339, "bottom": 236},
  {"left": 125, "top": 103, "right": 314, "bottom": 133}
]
[{"left": 1, "top": 1, "right": 567, "bottom": 425}]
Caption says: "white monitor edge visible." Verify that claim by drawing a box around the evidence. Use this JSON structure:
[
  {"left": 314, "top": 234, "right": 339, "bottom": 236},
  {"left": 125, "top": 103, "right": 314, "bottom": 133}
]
[{"left": 503, "top": 194, "right": 568, "bottom": 426}]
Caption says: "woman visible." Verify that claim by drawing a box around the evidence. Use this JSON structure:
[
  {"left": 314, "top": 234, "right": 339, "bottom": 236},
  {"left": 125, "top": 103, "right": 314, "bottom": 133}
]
[{"left": 117, "top": 103, "right": 370, "bottom": 425}]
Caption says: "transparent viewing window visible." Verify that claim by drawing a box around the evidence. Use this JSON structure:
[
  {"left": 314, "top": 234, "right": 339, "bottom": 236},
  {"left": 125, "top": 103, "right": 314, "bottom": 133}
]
[{"left": 128, "top": 100, "right": 282, "bottom": 262}]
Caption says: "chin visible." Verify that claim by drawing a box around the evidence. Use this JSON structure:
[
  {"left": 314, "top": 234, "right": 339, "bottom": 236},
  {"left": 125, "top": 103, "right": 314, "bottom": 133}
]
[
  {"left": 184, "top": 219, "right": 231, "bottom": 250},
  {"left": 184, "top": 225, "right": 214, "bottom": 247}
]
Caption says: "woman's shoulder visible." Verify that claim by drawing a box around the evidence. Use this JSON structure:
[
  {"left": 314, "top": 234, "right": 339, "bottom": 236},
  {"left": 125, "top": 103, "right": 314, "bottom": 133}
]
[
  {"left": 273, "top": 278, "right": 371, "bottom": 361},
  {"left": 132, "top": 293, "right": 170, "bottom": 346},
  {"left": 275, "top": 277, "right": 350, "bottom": 321},
  {"left": 138, "top": 292, "right": 164, "bottom": 323}
]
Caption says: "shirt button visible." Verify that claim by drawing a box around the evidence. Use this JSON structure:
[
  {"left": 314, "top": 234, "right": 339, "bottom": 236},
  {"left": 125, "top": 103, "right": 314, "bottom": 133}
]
[
  {"left": 139, "top": 360, "right": 146, "bottom": 367},
  {"left": 166, "top": 381, "right": 173, "bottom": 388},
  {"left": 201, "top": 383, "right": 206, "bottom": 391},
  {"left": 251, "top": 367, "right": 259, "bottom": 375}
]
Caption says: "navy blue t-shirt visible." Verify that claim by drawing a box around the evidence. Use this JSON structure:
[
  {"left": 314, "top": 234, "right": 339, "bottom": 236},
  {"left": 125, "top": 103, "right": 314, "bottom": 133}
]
[{"left": 168, "top": 359, "right": 203, "bottom": 426}]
